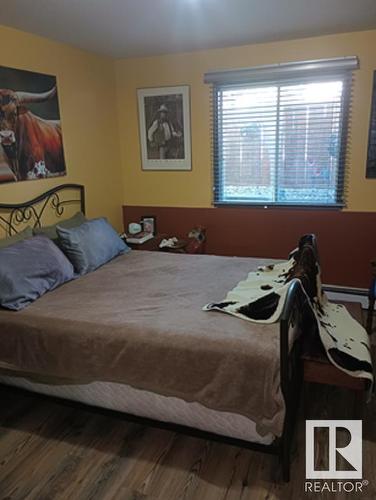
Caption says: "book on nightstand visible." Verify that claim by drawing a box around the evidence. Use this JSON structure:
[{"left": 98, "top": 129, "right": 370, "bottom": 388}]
[{"left": 125, "top": 231, "right": 154, "bottom": 244}]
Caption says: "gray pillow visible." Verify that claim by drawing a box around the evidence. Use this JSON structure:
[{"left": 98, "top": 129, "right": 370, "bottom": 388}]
[
  {"left": 0, "top": 226, "right": 33, "bottom": 249},
  {"left": 0, "top": 235, "right": 75, "bottom": 311},
  {"left": 33, "top": 212, "right": 86, "bottom": 242},
  {"left": 57, "top": 217, "right": 130, "bottom": 275}
]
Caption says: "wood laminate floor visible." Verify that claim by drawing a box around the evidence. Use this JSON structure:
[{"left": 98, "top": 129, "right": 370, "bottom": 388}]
[
  {"left": 1, "top": 383, "right": 375, "bottom": 500},
  {"left": 0, "top": 316, "right": 375, "bottom": 500}
]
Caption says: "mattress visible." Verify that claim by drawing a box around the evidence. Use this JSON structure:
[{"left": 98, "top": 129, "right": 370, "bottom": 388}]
[{"left": 0, "top": 376, "right": 274, "bottom": 445}]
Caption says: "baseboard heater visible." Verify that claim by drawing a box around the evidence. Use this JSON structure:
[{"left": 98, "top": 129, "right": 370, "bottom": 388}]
[{"left": 323, "top": 284, "right": 372, "bottom": 309}]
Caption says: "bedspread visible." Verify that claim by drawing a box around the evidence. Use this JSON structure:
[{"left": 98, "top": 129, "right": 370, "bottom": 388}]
[{"left": 0, "top": 251, "right": 287, "bottom": 436}]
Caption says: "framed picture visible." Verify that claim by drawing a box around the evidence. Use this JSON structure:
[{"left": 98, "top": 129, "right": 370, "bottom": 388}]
[
  {"left": 0, "top": 65, "right": 66, "bottom": 184},
  {"left": 141, "top": 215, "right": 156, "bottom": 235},
  {"left": 366, "top": 71, "right": 376, "bottom": 178},
  {"left": 137, "top": 85, "right": 191, "bottom": 170}
]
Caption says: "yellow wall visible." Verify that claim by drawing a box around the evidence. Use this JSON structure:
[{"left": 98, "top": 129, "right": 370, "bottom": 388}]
[
  {"left": 115, "top": 29, "right": 376, "bottom": 211},
  {"left": 1, "top": 25, "right": 375, "bottom": 219},
  {"left": 0, "top": 25, "right": 123, "bottom": 229}
]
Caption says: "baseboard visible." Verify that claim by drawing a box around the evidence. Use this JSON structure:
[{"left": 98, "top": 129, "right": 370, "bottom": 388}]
[{"left": 322, "top": 284, "right": 371, "bottom": 309}]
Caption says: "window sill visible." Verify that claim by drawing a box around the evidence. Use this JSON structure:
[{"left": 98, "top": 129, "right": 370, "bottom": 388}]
[{"left": 213, "top": 202, "right": 344, "bottom": 210}]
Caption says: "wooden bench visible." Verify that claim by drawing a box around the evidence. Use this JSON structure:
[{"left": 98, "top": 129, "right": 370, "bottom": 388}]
[{"left": 302, "top": 301, "right": 368, "bottom": 415}]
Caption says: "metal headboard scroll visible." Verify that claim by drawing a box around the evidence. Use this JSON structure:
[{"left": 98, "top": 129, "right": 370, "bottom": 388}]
[{"left": 0, "top": 184, "right": 85, "bottom": 236}]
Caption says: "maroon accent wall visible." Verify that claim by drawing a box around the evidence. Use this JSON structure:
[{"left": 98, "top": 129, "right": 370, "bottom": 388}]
[{"left": 123, "top": 206, "right": 376, "bottom": 288}]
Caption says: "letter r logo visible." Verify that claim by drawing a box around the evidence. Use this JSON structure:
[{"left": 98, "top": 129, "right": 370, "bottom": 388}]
[{"left": 306, "top": 420, "right": 362, "bottom": 479}]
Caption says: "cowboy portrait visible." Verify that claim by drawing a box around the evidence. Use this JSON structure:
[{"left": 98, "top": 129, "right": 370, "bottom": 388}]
[{"left": 145, "top": 96, "right": 184, "bottom": 160}]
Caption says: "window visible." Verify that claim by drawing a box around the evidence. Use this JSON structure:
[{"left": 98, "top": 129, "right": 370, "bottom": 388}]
[{"left": 206, "top": 58, "right": 357, "bottom": 207}]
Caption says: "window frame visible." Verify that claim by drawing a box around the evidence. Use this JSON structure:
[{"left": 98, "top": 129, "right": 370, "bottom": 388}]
[{"left": 211, "top": 70, "right": 353, "bottom": 209}]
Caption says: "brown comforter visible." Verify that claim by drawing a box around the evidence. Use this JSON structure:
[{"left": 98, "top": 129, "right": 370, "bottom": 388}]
[{"left": 0, "top": 251, "right": 285, "bottom": 436}]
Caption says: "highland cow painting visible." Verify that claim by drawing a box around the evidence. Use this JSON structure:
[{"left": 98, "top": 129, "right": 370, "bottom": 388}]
[{"left": 0, "top": 65, "right": 66, "bottom": 184}]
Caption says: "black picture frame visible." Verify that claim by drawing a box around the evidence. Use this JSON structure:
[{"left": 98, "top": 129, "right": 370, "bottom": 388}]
[
  {"left": 141, "top": 215, "right": 157, "bottom": 236},
  {"left": 137, "top": 85, "right": 191, "bottom": 171},
  {"left": 366, "top": 71, "right": 376, "bottom": 179}
]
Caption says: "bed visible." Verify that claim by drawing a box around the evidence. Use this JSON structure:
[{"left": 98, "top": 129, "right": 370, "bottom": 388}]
[{"left": 0, "top": 184, "right": 303, "bottom": 481}]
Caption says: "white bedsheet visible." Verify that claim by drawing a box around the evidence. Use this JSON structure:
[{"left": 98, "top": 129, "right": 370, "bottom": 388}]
[{"left": 0, "top": 376, "right": 274, "bottom": 445}]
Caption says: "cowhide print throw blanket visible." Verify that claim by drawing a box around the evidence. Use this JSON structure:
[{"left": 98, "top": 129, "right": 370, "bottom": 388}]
[{"left": 204, "top": 234, "right": 374, "bottom": 390}]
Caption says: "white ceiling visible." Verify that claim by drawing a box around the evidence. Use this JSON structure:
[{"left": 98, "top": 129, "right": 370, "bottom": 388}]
[{"left": 1, "top": 0, "right": 376, "bottom": 59}]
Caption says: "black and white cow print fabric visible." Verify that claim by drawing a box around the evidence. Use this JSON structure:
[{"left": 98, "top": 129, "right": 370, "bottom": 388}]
[{"left": 204, "top": 235, "right": 373, "bottom": 389}]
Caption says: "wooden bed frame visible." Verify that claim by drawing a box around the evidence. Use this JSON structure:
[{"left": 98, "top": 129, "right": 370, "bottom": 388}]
[{"left": 0, "top": 183, "right": 307, "bottom": 482}]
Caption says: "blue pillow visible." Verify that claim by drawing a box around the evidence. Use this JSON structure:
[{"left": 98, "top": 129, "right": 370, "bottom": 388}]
[
  {"left": 56, "top": 218, "right": 130, "bottom": 275},
  {"left": 0, "top": 226, "right": 33, "bottom": 249},
  {"left": 0, "top": 235, "right": 75, "bottom": 311},
  {"left": 33, "top": 211, "right": 87, "bottom": 242}
]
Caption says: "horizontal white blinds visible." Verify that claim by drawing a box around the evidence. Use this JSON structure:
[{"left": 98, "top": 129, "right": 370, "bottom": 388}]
[{"left": 209, "top": 58, "right": 356, "bottom": 206}]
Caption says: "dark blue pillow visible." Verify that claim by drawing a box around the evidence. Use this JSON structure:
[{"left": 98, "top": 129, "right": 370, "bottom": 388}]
[
  {"left": 56, "top": 218, "right": 130, "bottom": 275},
  {"left": 0, "top": 235, "right": 75, "bottom": 311}
]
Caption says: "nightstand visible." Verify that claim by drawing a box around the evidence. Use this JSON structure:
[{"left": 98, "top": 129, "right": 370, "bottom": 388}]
[{"left": 127, "top": 234, "right": 166, "bottom": 251}]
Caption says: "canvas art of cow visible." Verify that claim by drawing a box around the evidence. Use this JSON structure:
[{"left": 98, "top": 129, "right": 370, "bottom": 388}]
[{"left": 0, "top": 65, "right": 66, "bottom": 184}]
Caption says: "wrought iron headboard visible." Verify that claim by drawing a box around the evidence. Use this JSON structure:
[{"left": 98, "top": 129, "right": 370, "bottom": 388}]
[{"left": 0, "top": 184, "right": 85, "bottom": 237}]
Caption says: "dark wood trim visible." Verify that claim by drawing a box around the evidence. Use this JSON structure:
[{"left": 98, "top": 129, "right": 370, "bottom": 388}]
[{"left": 123, "top": 205, "right": 376, "bottom": 288}]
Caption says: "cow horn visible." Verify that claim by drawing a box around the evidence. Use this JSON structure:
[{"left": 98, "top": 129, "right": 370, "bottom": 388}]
[{"left": 15, "top": 85, "right": 57, "bottom": 105}]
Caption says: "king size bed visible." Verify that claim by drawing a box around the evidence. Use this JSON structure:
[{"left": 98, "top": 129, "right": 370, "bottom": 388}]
[{"left": 0, "top": 184, "right": 307, "bottom": 481}]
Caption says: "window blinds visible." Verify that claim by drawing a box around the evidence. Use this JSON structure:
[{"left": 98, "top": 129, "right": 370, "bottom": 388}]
[{"left": 205, "top": 57, "right": 358, "bottom": 207}]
